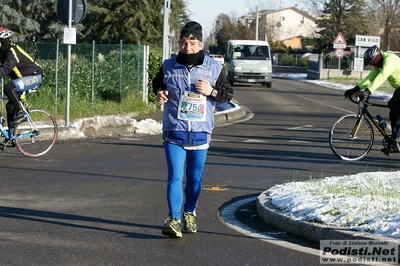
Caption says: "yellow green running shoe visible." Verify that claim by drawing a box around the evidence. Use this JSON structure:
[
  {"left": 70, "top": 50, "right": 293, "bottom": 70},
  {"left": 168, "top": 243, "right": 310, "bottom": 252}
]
[
  {"left": 182, "top": 212, "right": 197, "bottom": 233},
  {"left": 161, "top": 218, "right": 182, "bottom": 238}
]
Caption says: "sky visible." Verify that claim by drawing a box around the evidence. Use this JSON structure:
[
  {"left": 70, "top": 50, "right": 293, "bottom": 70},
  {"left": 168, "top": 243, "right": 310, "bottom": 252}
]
[
  {"left": 57, "top": 73, "right": 400, "bottom": 240},
  {"left": 186, "top": 0, "right": 308, "bottom": 36}
]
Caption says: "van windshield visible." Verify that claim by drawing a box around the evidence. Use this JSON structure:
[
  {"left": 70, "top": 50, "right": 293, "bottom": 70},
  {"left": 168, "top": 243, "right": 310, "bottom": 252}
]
[{"left": 231, "top": 45, "right": 270, "bottom": 60}]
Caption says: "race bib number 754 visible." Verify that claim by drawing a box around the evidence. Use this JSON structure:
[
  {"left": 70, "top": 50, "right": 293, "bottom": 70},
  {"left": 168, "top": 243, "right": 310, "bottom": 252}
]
[{"left": 177, "top": 91, "right": 207, "bottom": 121}]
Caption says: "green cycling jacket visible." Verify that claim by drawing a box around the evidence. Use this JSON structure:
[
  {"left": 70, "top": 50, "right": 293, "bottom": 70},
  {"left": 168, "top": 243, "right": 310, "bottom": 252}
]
[{"left": 358, "top": 51, "right": 400, "bottom": 93}]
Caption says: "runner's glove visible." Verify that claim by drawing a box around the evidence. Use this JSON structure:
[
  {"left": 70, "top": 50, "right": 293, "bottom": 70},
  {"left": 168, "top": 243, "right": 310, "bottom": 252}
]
[{"left": 344, "top": 86, "right": 360, "bottom": 98}]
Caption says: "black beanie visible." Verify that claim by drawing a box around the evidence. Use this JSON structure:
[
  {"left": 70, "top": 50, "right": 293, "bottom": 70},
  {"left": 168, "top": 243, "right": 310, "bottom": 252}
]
[{"left": 180, "top": 21, "right": 202, "bottom": 41}]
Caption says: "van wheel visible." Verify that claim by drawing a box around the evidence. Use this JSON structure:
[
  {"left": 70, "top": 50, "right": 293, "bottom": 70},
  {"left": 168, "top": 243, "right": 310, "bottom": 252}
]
[{"left": 266, "top": 82, "right": 272, "bottom": 88}]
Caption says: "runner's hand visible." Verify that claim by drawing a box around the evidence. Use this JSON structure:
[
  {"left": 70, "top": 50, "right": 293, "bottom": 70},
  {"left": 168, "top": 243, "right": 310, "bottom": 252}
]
[
  {"left": 195, "top": 80, "right": 213, "bottom": 96},
  {"left": 157, "top": 89, "right": 169, "bottom": 104}
]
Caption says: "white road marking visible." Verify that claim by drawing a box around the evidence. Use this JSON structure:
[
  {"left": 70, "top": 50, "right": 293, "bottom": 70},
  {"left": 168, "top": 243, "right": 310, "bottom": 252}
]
[
  {"left": 244, "top": 139, "right": 267, "bottom": 143},
  {"left": 285, "top": 125, "right": 327, "bottom": 131}
]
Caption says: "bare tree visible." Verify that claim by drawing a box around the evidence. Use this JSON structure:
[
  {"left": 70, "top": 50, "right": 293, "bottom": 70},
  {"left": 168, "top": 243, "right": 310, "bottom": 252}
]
[
  {"left": 310, "top": 0, "right": 369, "bottom": 48},
  {"left": 369, "top": 0, "right": 400, "bottom": 50},
  {"left": 214, "top": 14, "right": 249, "bottom": 54}
]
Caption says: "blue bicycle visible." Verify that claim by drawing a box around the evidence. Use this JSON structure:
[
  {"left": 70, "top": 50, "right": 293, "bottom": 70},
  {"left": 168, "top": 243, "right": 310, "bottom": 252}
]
[{"left": 0, "top": 90, "right": 57, "bottom": 157}]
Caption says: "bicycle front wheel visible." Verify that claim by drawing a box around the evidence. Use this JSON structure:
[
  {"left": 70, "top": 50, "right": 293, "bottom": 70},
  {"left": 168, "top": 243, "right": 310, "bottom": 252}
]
[
  {"left": 329, "top": 113, "right": 374, "bottom": 161},
  {"left": 14, "top": 108, "right": 58, "bottom": 157}
]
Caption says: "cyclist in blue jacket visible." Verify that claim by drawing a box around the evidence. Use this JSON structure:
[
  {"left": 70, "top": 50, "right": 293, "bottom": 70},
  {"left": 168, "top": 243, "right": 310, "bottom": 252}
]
[
  {"left": 152, "top": 21, "right": 233, "bottom": 238},
  {"left": 0, "top": 28, "right": 43, "bottom": 126}
]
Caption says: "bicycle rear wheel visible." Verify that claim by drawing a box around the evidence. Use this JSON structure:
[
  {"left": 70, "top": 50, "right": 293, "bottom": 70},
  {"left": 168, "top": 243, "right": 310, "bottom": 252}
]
[
  {"left": 14, "top": 108, "right": 57, "bottom": 157},
  {"left": 329, "top": 113, "right": 374, "bottom": 161}
]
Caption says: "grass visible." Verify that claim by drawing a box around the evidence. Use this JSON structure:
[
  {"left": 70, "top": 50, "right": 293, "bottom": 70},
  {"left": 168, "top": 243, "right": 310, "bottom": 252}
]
[
  {"left": 307, "top": 175, "right": 400, "bottom": 199},
  {"left": 0, "top": 90, "right": 159, "bottom": 124}
]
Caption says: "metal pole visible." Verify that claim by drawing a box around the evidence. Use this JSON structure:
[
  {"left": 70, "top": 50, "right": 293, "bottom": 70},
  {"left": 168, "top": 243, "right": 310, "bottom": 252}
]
[
  {"left": 161, "top": 0, "right": 170, "bottom": 111},
  {"left": 142, "top": 44, "right": 146, "bottom": 103},
  {"left": 65, "top": 0, "right": 73, "bottom": 126},
  {"left": 255, "top": 6, "right": 259, "bottom": 41},
  {"left": 92, "top": 40, "right": 95, "bottom": 107},
  {"left": 137, "top": 41, "right": 140, "bottom": 92},
  {"left": 56, "top": 39, "right": 59, "bottom": 114},
  {"left": 120, "top": 39, "right": 123, "bottom": 102},
  {"left": 143, "top": 45, "right": 149, "bottom": 104},
  {"left": 162, "top": 0, "right": 170, "bottom": 62}
]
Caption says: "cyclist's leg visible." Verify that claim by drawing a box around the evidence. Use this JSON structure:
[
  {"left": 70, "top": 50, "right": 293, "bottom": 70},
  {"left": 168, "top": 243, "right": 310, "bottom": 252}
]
[
  {"left": 10, "top": 74, "right": 42, "bottom": 125},
  {"left": 5, "top": 101, "right": 16, "bottom": 126},
  {"left": 3, "top": 82, "right": 22, "bottom": 125},
  {"left": 389, "top": 109, "right": 400, "bottom": 134},
  {"left": 388, "top": 89, "right": 400, "bottom": 133},
  {"left": 382, "top": 90, "right": 400, "bottom": 154}
]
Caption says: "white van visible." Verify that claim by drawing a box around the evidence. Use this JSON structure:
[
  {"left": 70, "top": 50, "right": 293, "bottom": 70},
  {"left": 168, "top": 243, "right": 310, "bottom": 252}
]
[{"left": 224, "top": 40, "right": 272, "bottom": 87}]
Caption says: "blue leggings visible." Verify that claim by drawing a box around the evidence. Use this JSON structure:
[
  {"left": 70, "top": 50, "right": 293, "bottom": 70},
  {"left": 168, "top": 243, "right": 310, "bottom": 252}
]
[{"left": 164, "top": 142, "right": 208, "bottom": 219}]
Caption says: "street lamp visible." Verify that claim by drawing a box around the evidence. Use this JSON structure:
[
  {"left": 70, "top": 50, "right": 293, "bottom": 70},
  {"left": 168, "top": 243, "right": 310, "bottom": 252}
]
[
  {"left": 244, "top": 6, "right": 260, "bottom": 41},
  {"left": 255, "top": 6, "right": 259, "bottom": 41}
]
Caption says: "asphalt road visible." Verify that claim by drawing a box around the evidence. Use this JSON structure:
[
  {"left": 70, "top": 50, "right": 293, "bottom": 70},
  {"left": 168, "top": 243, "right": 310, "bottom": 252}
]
[{"left": 0, "top": 78, "right": 397, "bottom": 266}]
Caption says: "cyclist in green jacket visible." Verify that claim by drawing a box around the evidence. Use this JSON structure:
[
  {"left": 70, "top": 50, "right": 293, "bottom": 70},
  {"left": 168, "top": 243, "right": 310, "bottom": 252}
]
[{"left": 345, "top": 45, "right": 400, "bottom": 154}]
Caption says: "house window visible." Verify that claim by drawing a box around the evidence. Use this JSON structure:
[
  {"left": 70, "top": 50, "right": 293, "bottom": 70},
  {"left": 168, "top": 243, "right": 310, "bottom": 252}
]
[{"left": 279, "top": 16, "right": 286, "bottom": 27}]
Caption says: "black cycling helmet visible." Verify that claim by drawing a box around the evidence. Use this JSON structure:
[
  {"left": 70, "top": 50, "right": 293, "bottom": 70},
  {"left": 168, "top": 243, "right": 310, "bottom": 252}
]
[{"left": 363, "top": 45, "right": 380, "bottom": 66}]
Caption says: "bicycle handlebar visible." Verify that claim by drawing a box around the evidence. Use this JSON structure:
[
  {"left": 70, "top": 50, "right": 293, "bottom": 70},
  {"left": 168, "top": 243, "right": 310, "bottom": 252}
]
[
  {"left": 348, "top": 94, "right": 361, "bottom": 104},
  {"left": 347, "top": 92, "right": 388, "bottom": 108}
]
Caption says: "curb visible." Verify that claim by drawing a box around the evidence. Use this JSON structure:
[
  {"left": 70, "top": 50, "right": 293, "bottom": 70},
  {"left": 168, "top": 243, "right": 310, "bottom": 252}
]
[
  {"left": 56, "top": 100, "right": 248, "bottom": 140},
  {"left": 214, "top": 100, "right": 247, "bottom": 126},
  {"left": 256, "top": 190, "right": 400, "bottom": 244}
]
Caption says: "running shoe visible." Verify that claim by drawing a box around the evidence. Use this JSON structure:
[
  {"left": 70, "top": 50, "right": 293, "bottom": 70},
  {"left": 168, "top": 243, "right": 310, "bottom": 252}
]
[
  {"left": 161, "top": 218, "right": 182, "bottom": 238},
  {"left": 182, "top": 212, "right": 197, "bottom": 233}
]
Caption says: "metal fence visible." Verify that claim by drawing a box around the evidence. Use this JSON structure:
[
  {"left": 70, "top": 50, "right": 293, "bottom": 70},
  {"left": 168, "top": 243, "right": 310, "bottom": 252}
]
[
  {"left": 308, "top": 52, "right": 358, "bottom": 71},
  {"left": 273, "top": 52, "right": 373, "bottom": 71},
  {"left": 303, "top": 52, "right": 376, "bottom": 72},
  {"left": 272, "top": 53, "right": 309, "bottom": 67},
  {"left": 2, "top": 40, "right": 149, "bottom": 111}
]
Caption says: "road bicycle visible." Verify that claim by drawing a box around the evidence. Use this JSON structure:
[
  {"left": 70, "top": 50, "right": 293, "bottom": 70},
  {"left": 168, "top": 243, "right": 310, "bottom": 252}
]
[
  {"left": 329, "top": 93, "right": 399, "bottom": 161},
  {"left": 0, "top": 89, "right": 57, "bottom": 157}
]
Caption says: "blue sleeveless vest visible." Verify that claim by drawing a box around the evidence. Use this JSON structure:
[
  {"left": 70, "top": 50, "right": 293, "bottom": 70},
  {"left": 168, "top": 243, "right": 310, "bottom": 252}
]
[{"left": 162, "top": 55, "right": 222, "bottom": 145}]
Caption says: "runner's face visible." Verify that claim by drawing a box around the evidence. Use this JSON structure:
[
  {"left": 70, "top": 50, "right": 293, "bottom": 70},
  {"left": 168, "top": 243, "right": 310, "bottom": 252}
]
[{"left": 179, "top": 38, "right": 204, "bottom": 54}]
